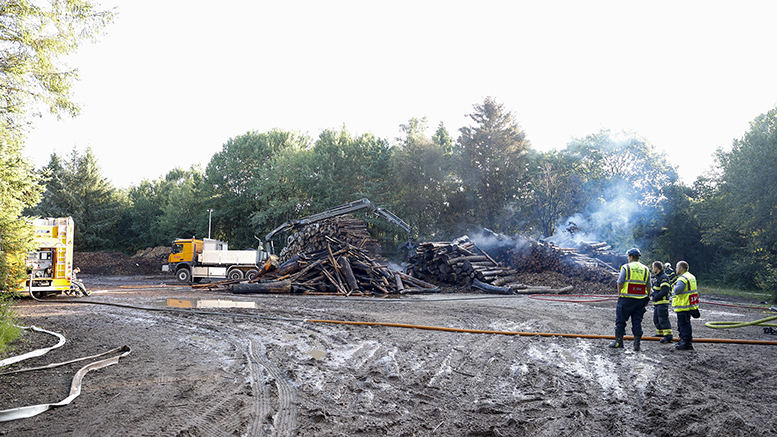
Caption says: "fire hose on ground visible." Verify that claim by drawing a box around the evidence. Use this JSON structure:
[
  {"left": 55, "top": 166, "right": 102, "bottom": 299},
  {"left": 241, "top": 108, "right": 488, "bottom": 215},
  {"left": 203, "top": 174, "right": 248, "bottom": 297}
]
[
  {"left": 4, "top": 291, "right": 775, "bottom": 422},
  {"left": 0, "top": 326, "right": 131, "bottom": 422},
  {"left": 18, "top": 296, "right": 777, "bottom": 347},
  {"left": 529, "top": 293, "right": 777, "bottom": 338}
]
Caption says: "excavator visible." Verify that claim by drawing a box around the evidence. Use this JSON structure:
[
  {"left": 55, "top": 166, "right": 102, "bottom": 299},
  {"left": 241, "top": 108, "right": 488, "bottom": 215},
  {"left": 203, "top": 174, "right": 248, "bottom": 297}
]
[{"left": 263, "top": 198, "right": 413, "bottom": 255}]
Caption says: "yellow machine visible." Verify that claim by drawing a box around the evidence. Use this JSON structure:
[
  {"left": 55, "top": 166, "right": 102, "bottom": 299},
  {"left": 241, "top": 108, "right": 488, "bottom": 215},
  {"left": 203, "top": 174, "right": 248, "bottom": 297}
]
[{"left": 22, "top": 217, "right": 74, "bottom": 294}]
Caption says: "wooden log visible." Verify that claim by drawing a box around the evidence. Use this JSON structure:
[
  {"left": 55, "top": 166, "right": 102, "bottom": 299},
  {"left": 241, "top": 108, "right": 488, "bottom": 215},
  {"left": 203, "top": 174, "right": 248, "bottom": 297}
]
[
  {"left": 338, "top": 256, "right": 360, "bottom": 293},
  {"left": 394, "top": 272, "right": 405, "bottom": 291},
  {"left": 398, "top": 271, "right": 436, "bottom": 289},
  {"left": 447, "top": 255, "right": 488, "bottom": 265},
  {"left": 321, "top": 268, "right": 347, "bottom": 294},
  {"left": 399, "top": 287, "right": 441, "bottom": 294},
  {"left": 472, "top": 244, "right": 499, "bottom": 266},
  {"left": 507, "top": 284, "right": 574, "bottom": 294},
  {"left": 233, "top": 279, "right": 291, "bottom": 294},
  {"left": 471, "top": 279, "right": 511, "bottom": 294}
]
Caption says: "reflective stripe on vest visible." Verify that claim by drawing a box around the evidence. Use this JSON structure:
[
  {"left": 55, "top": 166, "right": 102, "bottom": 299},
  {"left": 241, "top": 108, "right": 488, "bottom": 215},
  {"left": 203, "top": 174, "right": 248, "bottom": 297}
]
[
  {"left": 652, "top": 274, "right": 671, "bottom": 304},
  {"left": 672, "top": 272, "right": 699, "bottom": 311},
  {"left": 619, "top": 262, "right": 650, "bottom": 298}
]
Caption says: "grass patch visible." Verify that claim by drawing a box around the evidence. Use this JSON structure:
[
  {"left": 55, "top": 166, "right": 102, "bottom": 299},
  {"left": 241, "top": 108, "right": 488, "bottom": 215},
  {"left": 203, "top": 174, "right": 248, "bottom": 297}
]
[
  {"left": 699, "top": 286, "right": 772, "bottom": 304},
  {"left": 0, "top": 293, "right": 22, "bottom": 356}
]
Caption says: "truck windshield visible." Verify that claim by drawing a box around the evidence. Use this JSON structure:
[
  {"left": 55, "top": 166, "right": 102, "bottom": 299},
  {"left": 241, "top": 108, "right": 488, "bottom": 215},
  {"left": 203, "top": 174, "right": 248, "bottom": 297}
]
[{"left": 172, "top": 244, "right": 184, "bottom": 254}]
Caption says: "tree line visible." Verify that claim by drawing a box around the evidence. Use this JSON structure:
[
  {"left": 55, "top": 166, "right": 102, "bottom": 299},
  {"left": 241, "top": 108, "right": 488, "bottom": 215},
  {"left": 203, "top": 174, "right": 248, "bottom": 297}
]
[
  {"left": 1, "top": 2, "right": 775, "bottom": 296},
  {"left": 17, "top": 99, "right": 777, "bottom": 295}
]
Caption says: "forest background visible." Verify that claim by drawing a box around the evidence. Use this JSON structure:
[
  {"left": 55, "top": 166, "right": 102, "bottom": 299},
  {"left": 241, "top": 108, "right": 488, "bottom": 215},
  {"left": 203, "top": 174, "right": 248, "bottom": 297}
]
[
  {"left": 22, "top": 97, "right": 777, "bottom": 296},
  {"left": 2, "top": 1, "right": 777, "bottom": 300}
]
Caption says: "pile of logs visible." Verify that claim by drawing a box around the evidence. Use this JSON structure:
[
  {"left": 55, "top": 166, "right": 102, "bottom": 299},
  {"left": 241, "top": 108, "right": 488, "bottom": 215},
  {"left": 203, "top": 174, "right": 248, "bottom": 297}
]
[
  {"left": 229, "top": 235, "right": 438, "bottom": 295},
  {"left": 408, "top": 236, "right": 520, "bottom": 287},
  {"left": 279, "top": 215, "right": 382, "bottom": 263},
  {"left": 407, "top": 236, "right": 577, "bottom": 295}
]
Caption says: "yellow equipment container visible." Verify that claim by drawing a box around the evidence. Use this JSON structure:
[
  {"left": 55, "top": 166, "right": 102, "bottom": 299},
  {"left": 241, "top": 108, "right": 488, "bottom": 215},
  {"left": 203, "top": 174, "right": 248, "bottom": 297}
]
[{"left": 22, "top": 217, "right": 74, "bottom": 294}]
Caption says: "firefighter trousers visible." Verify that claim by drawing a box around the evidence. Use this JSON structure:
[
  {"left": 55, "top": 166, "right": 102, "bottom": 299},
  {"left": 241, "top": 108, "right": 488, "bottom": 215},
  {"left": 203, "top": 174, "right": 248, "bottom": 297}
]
[
  {"left": 653, "top": 303, "right": 673, "bottom": 336},
  {"left": 615, "top": 297, "right": 649, "bottom": 338}
]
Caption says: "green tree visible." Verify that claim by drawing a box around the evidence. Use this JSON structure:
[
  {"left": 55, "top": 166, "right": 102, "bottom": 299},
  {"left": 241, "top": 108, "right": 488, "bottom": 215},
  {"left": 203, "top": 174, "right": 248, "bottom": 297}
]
[
  {"left": 454, "top": 97, "right": 531, "bottom": 233},
  {"left": 117, "top": 166, "right": 206, "bottom": 253},
  {"left": 249, "top": 143, "right": 313, "bottom": 251},
  {"left": 156, "top": 167, "right": 207, "bottom": 245},
  {"left": 30, "top": 147, "right": 125, "bottom": 251},
  {"left": 521, "top": 150, "right": 580, "bottom": 238},
  {"left": 1, "top": 0, "right": 114, "bottom": 135},
  {"left": 650, "top": 183, "right": 704, "bottom": 267},
  {"left": 0, "top": 139, "right": 41, "bottom": 291},
  {"left": 1, "top": 0, "right": 113, "bottom": 347},
  {"left": 305, "top": 127, "right": 389, "bottom": 206},
  {"left": 390, "top": 117, "right": 448, "bottom": 240},
  {"left": 698, "top": 107, "right": 777, "bottom": 289},
  {"left": 207, "top": 129, "right": 310, "bottom": 249}
]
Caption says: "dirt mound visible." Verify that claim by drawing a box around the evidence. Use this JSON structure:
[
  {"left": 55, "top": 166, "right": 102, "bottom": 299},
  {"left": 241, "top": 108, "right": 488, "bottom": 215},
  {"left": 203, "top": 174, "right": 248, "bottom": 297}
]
[{"left": 74, "top": 246, "right": 171, "bottom": 276}]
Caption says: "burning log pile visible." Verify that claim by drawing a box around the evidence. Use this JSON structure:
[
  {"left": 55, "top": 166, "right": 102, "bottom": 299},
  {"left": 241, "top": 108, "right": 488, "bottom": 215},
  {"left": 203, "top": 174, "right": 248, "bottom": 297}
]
[
  {"left": 279, "top": 215, "right": 382, "bottom": 263},
  {"left": 484, "top": 233, "right": 619, "bottom": 284},
  {"left": 229, "top": 235, "right": 438, "bottom": 295},
  {"left": 408, "top": 229, "right": 620, "bottom": 293}
]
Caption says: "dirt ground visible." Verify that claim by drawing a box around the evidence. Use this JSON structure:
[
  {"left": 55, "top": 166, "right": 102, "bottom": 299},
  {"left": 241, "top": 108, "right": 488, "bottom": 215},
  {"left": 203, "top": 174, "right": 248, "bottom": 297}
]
[{"left": 2, "top": 273, "right": 777, "bottom": 436}]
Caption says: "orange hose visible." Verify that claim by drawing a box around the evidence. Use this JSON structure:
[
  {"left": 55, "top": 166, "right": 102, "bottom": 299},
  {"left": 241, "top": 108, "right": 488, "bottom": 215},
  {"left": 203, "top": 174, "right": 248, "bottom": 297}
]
[{"left": 304, "top": 319, "right": 777, "bottom": 346}]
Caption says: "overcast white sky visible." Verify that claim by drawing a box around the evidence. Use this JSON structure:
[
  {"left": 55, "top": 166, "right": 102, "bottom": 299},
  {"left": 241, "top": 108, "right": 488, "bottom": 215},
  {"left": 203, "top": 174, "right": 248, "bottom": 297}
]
[{"left": 22, "top": 1, "right": 777, "bottom": 189}]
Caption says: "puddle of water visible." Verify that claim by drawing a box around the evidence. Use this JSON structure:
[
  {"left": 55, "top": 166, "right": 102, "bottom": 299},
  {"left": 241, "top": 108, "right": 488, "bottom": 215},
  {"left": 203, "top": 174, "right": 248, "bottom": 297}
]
[
  {"left": 309, "top": 349, "right": 326, "bottom": 360},
  {"left": 167, "top": 298, "right": 192, "bottom": 308},
  {"left": 166, "top": 298, "right": 257, "bottom": 309}
]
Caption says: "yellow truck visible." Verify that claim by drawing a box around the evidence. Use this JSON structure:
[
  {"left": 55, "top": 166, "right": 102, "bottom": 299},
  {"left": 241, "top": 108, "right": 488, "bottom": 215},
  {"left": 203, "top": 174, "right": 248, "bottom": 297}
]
[
  {"left": 21, "top": 217, "right": 75, "bottom": 295},
  {"left": 163, "top": 238, "right": 268, "bottom": 283}
]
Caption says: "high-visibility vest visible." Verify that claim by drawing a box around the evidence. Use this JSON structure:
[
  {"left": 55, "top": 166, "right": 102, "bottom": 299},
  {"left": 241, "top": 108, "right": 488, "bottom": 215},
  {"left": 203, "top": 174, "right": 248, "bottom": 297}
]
[
  {"left": 652, "top": 272, "right": 671, "bottom": 304},
  {"left": 619, "top": 261, "right": 650, "bottom": 298},
  {"left": 672, "top": 272, "right": 700, "bottom": 312}
]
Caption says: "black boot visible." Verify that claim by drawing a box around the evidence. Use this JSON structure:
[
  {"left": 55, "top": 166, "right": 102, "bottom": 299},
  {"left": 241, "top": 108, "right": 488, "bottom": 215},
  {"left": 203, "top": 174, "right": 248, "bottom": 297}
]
[
  {"left": 633, "top": 336, "right": 642, "bottom": 351},
  {"left": 675, "top": 341, "right": 694, "bottom": 350},
  {"left": 608, "top": 335, "right": 624, "bottom": 349},
  {"left": 660, "top": 335, "right": 673, "bottom": 344}
]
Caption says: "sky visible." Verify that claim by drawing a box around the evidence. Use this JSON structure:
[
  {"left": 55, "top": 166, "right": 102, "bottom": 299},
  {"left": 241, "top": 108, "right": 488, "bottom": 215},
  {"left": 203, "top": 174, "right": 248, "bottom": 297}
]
[{"left": 22, "top": 1, "right": 777, "bottom": 189}]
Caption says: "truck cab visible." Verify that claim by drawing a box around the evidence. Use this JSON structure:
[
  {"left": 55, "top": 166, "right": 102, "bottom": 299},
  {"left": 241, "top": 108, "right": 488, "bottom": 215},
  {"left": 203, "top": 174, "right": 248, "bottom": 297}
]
[{"left": 168, "top": 239, "right": 204, "bottom": 265}]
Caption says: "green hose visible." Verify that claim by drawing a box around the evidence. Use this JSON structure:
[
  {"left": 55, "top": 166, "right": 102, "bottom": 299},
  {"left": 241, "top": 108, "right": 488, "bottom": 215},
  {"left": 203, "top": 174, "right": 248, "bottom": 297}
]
[{"left": 705, "top": 314, "right": 777, "bottom": 329}]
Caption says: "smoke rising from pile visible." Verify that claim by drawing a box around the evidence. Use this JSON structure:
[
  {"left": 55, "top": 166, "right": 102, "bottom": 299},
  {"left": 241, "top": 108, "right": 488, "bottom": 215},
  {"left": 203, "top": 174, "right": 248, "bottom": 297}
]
[{"left": 547, "top": 180, "right": 646, "bottom": 252}]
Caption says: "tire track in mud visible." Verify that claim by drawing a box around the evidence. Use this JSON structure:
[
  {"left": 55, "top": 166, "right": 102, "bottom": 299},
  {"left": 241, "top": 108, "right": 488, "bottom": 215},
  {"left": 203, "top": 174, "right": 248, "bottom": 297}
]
[
  {"left": 245, "top": 337, "right": 299, "bottom": 436},
  {"left": 100, "top": 309, "right": 300, "bottom": 436}
]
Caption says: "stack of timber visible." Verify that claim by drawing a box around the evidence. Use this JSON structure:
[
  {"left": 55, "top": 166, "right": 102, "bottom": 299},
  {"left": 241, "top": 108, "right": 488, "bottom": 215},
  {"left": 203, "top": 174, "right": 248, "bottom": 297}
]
[
  {"left": 232, "top": 235, "right": 438, "bottom": 295},
  {"left": 407, "top": 236, "right": 520, "bottom": 288},
  {"left": 575, "top": 241, "right": 626, "bottom": 269},
  {"left": 279, "top": 215, "right": 382, "bottom": 263}
]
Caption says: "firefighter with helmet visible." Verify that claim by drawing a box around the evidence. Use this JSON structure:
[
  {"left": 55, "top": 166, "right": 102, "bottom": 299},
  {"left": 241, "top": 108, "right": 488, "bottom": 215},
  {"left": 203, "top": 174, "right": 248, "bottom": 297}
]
[
  {"left": 651, "top": 261, "right": 674, "bottom": 343},
  {"left": 672, "top": 260, "right": 700, "bottom": 350},
  {"left": 609, "top": 248, "right": 651, "bottom": 351}
]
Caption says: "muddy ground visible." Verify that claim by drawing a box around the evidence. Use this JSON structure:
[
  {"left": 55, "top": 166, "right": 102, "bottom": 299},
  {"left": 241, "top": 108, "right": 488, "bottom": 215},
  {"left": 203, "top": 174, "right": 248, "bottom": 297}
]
[{"left": 2, "top": 274, "right": 777, "bottom": 436}]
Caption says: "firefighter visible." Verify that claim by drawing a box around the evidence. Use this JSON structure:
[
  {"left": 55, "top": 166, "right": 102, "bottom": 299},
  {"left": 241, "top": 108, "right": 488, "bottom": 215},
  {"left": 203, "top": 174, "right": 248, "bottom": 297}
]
[
  {"left": 664, "top": 262, "right": 678, "bottom": 286},
  {"left": 651, "top": 261, "right": 674, "bottom": 343},
  {"left": 609, "top": 248, "right": 651, "bottom": 351},
  {"left": 672, "top": 260, "right": 700, "bottom": 350}
]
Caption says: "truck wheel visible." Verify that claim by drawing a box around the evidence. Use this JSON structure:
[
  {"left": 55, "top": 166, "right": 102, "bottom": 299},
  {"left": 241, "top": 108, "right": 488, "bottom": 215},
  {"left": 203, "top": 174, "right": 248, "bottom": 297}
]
[
  {"left": 228, "top": 269, "right": 244, "bottom": 280},
  {"left": 176, "top": 268, "right": 192, "bottom": 283},
  {"left": 245, "top": 269, "right": 259, "bottom": 281}
]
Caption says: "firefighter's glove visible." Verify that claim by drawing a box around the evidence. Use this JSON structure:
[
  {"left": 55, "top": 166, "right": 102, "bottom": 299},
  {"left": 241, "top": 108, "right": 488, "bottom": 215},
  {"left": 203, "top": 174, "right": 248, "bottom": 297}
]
[{"left": 690, "top": 309, "right": 701, "bottom": 319}]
